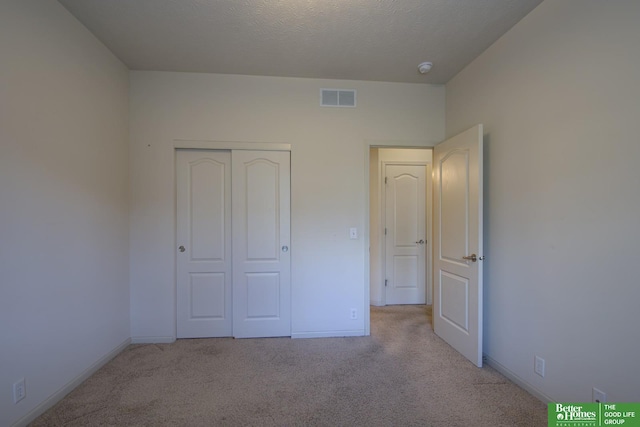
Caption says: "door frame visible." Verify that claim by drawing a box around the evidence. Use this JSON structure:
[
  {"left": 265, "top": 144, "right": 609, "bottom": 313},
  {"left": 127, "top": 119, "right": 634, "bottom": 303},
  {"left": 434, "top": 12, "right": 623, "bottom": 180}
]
[
  {"left": 364, "top": 141, "right": 435, "bottom": 335},
  {"left": 172, "top": 140, "right": 291, "bottom": 339}
]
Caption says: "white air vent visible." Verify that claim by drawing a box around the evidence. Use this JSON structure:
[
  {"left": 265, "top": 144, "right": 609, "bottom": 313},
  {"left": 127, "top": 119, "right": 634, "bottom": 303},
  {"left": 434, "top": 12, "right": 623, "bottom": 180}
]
[{"left": 321, "top": 89, "right": 356, "bottom": 107}]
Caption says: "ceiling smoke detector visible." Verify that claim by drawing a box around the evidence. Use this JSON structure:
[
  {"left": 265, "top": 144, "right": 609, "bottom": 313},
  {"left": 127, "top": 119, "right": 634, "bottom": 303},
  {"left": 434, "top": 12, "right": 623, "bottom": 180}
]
[{"left": 418, "top": 62, "right": 433, "bottom": 74}]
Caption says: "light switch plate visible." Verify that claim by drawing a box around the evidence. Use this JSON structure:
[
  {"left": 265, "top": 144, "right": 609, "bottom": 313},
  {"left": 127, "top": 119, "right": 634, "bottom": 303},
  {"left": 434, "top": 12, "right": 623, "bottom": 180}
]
[{"left": 13, "top": 378, "right": 26, "bottom": 404}]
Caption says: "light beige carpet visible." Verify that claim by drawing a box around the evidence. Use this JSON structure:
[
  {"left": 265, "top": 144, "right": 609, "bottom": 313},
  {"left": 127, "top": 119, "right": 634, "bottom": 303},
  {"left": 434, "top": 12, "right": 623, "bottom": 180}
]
[{"left": 32, "top": 306, "right": 547, "bottom": 426}]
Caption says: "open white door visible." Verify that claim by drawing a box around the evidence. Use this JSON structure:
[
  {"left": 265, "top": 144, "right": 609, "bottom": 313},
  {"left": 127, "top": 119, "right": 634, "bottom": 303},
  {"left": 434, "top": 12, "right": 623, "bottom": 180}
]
[{"left": 433, "top": 125, "right": 483, "bottom": 367}]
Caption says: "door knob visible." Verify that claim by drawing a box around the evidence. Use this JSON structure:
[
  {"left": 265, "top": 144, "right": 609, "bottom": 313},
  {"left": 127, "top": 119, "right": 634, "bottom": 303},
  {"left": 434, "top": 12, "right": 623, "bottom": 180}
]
[
  {"left": 282, "top": 246, "right": 288, "bottom": 252},
  {"left": 415, "top": 239, "right": 425, "bottom": 245},
  {"left": 462, "top": 254, "right": 477, "bottom": 262},
  {"left": 178, "top": 245, "right": 185, "bottom": 253}
]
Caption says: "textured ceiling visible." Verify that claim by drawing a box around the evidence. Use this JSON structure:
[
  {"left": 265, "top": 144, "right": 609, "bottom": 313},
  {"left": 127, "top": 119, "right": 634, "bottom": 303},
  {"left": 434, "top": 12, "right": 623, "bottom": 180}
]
[{"left": 57, "top": 0, "right": 542, "bottom": 84}]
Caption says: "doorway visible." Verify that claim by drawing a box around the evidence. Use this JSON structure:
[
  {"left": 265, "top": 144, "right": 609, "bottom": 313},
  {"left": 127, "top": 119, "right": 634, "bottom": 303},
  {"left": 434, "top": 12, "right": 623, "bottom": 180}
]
[
  {"left": 369, "top": 148, "right": 432, "bottom": 308},
  {"left": 366, "top": 126, "right": 484, "bottom": 366}
]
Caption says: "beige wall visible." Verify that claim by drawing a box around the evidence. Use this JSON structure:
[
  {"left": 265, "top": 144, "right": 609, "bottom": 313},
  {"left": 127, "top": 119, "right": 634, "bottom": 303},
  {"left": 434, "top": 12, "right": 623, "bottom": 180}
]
[
  {"left": 0, "top": 1, "right": 130, "bottom": 425},
  {"left": 129, "top": 72, "right": 444, "bottom": 340},
  {"left": 447, "top": 0, "right": 640, "bottom": 402}
]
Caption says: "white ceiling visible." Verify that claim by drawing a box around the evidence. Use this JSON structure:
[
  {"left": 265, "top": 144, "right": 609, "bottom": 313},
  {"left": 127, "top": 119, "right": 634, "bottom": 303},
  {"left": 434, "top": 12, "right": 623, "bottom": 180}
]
[{"left": 57, "top": 0, "right": 542, "bottom": 84}]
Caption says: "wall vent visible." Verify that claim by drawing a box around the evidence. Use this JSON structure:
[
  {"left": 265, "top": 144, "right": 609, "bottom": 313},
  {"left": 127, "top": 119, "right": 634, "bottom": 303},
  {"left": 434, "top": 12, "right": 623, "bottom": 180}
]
[{"left": 320, "top": 89, "right": 356, "bottom": 107}]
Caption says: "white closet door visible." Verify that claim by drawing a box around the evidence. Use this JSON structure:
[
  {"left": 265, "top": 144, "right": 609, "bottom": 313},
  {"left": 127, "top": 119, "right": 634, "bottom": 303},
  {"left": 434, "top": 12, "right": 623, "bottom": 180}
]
[
  {"left": 232, "top": 150, "right": 291, "bottom": 338},
  {"left": 176, "top": 150, "right": 232, "bottom": 338}
]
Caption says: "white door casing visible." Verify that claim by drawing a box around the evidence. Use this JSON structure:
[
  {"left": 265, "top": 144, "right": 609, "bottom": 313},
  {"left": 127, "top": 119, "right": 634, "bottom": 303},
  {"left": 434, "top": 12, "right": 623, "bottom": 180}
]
[
  {"left": 232, "top": 150, "right": 291, "bottom": 338},
  {"left": 176, "top": 150, "right": 232, "bottom": 338},
  {"left": 384, "top": 164, "right": 427, "bottom": 305},
  {"left": 433, "top": 125, "right": 484, "bottom": 367}
]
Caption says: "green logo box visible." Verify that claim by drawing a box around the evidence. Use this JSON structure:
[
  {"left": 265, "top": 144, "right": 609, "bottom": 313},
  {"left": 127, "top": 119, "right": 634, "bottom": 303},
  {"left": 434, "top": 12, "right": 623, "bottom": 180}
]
[{"left": 549, "top": 403, "right": 640, "bottom": 427}]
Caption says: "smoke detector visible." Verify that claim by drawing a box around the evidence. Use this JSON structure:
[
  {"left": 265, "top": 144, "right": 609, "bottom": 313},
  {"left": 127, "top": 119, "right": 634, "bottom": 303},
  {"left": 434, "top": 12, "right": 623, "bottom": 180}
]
[{"left": 418, "top": 62, "right": 433, "bottom": 74}]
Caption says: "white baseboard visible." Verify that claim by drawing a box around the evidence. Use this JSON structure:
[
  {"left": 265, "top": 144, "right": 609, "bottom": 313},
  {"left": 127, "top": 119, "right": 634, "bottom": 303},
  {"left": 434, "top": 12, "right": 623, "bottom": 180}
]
[
  {"left": 12, "top": 337, "right": 131, "bottom": 427},
  {"left": 130, "top": 336, "right": 176, "bottom": 344},
  {"left": 292, "top": 330, "right": 365, "bottom": 339},
  {"left": 483, "top": 354, "right": 554, "bottom": 404},
  {"left": 370, "top": 300, "right": 385, "bottom": 307}
]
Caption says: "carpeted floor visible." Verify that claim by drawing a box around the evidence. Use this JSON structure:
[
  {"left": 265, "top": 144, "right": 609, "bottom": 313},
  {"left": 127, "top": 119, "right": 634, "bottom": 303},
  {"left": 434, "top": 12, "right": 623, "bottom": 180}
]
[{"left": 32, "top": 305, "right": 547, "bottom": 426}]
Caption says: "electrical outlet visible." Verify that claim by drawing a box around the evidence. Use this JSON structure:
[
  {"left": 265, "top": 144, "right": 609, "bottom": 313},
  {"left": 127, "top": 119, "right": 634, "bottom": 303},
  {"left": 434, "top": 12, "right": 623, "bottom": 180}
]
[
  {"left": 534, "top": 356, "right": 545, "bottom": 377},
  {"left": 13, "top": 378, "right": 26, "bottom": 404},
  {"left": 593, "top": 387, "right": 606, "bottom": 403},
  {"left": 350, "top": 308, "right": 357, "bottom": 320}
]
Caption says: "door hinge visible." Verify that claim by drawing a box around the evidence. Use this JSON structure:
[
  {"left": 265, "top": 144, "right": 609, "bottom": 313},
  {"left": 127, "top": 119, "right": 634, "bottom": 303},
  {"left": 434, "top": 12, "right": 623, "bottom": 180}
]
[
  {"left": 384, "top": 228, "right": 387, "bottom": 235},
  {"left": 384, "top": 177, "right": 387, "bottom": 184},
  {"left": 385, "top": 279, "right": 388, "bottom": 287}
]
